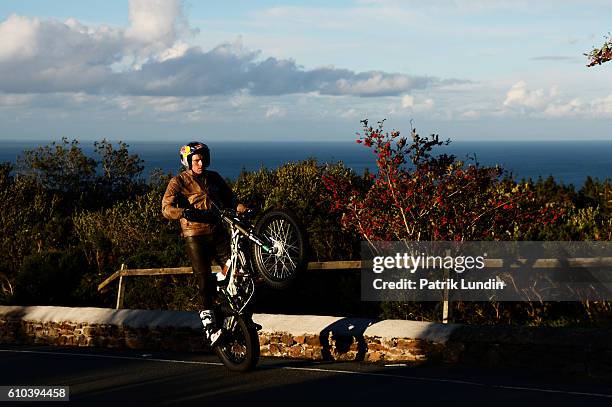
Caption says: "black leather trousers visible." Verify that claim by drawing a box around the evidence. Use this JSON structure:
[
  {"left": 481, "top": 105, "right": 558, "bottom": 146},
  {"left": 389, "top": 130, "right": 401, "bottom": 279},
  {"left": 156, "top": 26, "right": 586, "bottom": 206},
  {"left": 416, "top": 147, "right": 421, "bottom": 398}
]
[{"left": 184, "top": 230, "right": 231, "bottom": 308}]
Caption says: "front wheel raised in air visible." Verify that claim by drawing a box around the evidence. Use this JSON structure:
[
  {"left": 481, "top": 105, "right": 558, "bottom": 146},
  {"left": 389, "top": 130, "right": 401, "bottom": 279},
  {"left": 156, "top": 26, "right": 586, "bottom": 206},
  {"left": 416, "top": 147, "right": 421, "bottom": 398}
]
[
  {"left": 252, "top": 209, "right": 307, "bottom": 289},
  {"left": 214, "top": 315, "right": 259, "bottom": 372}
]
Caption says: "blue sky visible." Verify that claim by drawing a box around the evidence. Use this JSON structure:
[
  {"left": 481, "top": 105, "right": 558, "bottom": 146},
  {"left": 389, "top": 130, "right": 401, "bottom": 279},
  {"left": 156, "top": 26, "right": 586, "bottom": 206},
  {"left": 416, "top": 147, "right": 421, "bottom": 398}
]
[{"left": 0, "top": 0, "right": 611, "bottom": 141}]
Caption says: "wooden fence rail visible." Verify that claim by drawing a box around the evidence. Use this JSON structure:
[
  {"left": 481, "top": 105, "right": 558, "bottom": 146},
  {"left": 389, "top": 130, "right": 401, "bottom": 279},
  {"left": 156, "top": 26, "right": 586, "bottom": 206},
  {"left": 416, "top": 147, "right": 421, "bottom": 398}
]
[
  {"left": 98, "top": 258, "right": 612, "bottom": 315},
  {"left": 98, "top": 261, "right": 363, "bottom": 309}
]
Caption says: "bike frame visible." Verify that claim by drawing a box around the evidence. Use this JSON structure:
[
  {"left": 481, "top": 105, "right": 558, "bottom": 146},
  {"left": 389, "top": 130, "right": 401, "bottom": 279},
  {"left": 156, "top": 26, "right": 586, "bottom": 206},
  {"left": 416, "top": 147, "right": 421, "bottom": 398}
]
[{"left": 216, "top": 208, "right": 275, "bottom": 315}]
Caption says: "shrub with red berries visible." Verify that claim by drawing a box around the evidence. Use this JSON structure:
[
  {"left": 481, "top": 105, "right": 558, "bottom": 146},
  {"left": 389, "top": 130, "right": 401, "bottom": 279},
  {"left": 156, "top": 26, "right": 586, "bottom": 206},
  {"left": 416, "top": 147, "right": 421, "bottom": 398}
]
[{"left": 323, "top": 119, "right": 562, "bottom": 243}]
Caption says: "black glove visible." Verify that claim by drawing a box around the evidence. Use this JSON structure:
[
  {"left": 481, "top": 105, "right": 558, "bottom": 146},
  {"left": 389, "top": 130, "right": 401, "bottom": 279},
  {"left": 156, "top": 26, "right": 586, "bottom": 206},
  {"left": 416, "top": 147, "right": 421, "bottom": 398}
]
[{"left": 182, "top": 207, "right": 218, "bottom": 223}]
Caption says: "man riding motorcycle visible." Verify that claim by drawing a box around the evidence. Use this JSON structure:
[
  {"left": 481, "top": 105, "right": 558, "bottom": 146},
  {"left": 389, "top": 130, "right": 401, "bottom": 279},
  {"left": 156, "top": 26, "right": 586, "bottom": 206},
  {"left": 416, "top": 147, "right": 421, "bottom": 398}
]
[{"left": 161, "top": 142, "right": 246, "bottom": 346}]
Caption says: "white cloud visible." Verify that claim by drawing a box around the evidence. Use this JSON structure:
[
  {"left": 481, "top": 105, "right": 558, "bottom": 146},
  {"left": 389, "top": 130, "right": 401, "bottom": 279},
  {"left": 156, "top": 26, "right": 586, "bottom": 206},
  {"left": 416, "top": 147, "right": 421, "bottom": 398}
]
[
  {"left": 0, "top": 93, "right": 32, "bottom": 107},
  {"left": 399, "top": 95, "right": 434, "bottom": 111},
  {"left": 125, "top": 0, "right": 191, "bottom": 51},
  {"left": 401, "top": 95, "right": 414, "bottom": 108},
  {"left": 230, "top": 90, "right": 252, "bottom": 107},
  {"left": 503, "top": 81, "right": 549, "bottom": 110},
  {"left": 339, "top": 108, "right": 359, "bottom": 119},
  {"left": 0, "top": 1, "right": 196, "bottom": 93},
  {"left": 144, "top": 96, "right": 185, "bottom": 112},
  {"left": 333, "top": 72, "right": 436, "bottom": 97},
  {"left": 265, "top": 106, "right": 286, "bottom": 118},
  {"left": 543, "top": 98, "right": 583, "bottom": 117},
  {"left": 0, "top": 13, "right": 124, "bottom": 93},
  {"left": 501, "top": 81, "right": 612, "bottom": 118},
  {"left": 421, "top": 98, "right": 435, "bottom": 110},
  {"left": 0, "top": 1, "right": 463, "bottom": 98},
  {"left": 157, "top": 42, "right": 190, "bottom": 62},
  {"left": 460, "top": 109, "right": 480, "bottom": 119},
  {"left": 591, "top": 95, "right": 612, "bottom": 116},
  {"left": 115, "top": 96, "right": 135, "bottom": 111},
  {"left": 0, "top": 20, "right": 450, "bottom": 97},
  {"left": 543, "top": 95, "right": 612, "bottom": 118},
  {"left": 0, "top": 14, "right": 40, "bottom": 61}
]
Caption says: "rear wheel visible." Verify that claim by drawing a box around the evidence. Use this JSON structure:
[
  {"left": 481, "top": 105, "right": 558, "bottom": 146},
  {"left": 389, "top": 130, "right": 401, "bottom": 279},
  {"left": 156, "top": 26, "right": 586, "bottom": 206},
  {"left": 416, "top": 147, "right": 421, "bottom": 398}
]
[
  {"left": 214, "top": 315, "right": 259, "bottom": 372},
  {"left": 251, "top": 209, "right": 307, "bottom": 289}
]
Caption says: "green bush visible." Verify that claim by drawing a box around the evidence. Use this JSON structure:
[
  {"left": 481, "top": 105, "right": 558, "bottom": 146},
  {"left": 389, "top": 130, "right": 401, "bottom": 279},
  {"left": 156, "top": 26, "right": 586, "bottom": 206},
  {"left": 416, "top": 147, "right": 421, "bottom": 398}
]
[
  {"left": 12, "top": 250, "right": 90, "bottom": 306},
  {"left": 17, "top": 138, "right": 145, "bottom": 209},
  {"left": 0, "top": 164, "right": 63, "bottom": 273},
  {"left": 233, "top": 159, "right": 365, "bottom": 261},
  {"left": 72, "top": 188, "right": 183, "bottom": 274},
  {"left": 122, "top": 275, "right": 201, "bottom": 311}
]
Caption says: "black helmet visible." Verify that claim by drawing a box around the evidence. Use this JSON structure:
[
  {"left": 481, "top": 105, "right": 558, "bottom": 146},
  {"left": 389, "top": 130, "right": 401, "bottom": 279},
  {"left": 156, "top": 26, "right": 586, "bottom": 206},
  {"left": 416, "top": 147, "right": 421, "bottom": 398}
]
[{"left": 179, "top": 142, "right": 210, "bottom": 169}]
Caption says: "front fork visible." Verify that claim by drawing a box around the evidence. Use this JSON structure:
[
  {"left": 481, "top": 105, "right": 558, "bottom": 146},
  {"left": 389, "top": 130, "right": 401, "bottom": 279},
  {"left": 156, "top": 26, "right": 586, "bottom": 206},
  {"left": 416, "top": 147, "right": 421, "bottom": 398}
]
[{"left": 216, "top": 308, "right": 261, "bottom": 335}]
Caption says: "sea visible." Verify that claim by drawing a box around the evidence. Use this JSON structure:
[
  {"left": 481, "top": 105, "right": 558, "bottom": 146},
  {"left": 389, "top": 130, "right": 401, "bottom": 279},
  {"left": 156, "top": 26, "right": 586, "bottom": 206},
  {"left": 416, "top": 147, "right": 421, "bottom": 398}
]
[{"left": 1, "top": 140, "right": 611, "bottom": 187}]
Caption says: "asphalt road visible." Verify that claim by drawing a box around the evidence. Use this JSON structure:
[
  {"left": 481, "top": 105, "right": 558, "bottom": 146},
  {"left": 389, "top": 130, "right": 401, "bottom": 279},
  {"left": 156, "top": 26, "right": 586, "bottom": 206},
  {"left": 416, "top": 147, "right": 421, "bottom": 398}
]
[{"left": 1, "top": 345, "right": 611, "bottom": 406}]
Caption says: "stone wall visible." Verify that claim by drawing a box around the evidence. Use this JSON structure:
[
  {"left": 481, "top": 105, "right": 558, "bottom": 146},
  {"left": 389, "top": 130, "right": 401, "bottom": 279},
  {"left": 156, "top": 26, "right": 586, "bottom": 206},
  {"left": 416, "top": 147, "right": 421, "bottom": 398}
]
[
  {"left": 1, "top": 306, "right": 611, "bottom": 380},
  {"left": 0, "top": 306, "right": 207, "bottom": 352}
]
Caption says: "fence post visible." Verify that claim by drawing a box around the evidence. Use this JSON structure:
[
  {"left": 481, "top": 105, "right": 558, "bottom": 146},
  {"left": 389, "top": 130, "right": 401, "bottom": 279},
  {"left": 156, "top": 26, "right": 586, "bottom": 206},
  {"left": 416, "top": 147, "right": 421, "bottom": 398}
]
[
  {"left": 116, "top": 263, "right": 127, "bottom": 309},
  {"left": 442, "top": 249, "right": 452, "bottom": 324}
]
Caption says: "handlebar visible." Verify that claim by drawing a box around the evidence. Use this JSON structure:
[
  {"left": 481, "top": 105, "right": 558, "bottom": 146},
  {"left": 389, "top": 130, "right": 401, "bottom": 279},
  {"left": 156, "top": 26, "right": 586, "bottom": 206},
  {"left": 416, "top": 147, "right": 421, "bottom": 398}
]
[
  {"left": 192, "top": 200, "right": 274, "bottom": 253},
  {"left": 209, "top": 200, "right": 253, "bottom": 223}
]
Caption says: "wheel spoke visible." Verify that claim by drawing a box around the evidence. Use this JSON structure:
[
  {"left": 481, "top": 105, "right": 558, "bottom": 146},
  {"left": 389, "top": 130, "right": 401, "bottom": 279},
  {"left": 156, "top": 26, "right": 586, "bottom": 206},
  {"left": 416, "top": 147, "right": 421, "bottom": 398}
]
[
  {"left": 254, "top": 214, "right": 303, "bottom": 283},
  {"left": 283, "top": 253, "right": 297, "bottom": 269}
]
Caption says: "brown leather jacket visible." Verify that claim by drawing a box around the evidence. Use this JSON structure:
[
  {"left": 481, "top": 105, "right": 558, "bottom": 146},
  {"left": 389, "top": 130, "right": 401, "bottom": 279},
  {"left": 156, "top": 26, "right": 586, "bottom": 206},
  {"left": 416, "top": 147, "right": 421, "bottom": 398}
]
[{"left": 161, "top": 170, "right": 235, "bottom": 237}]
